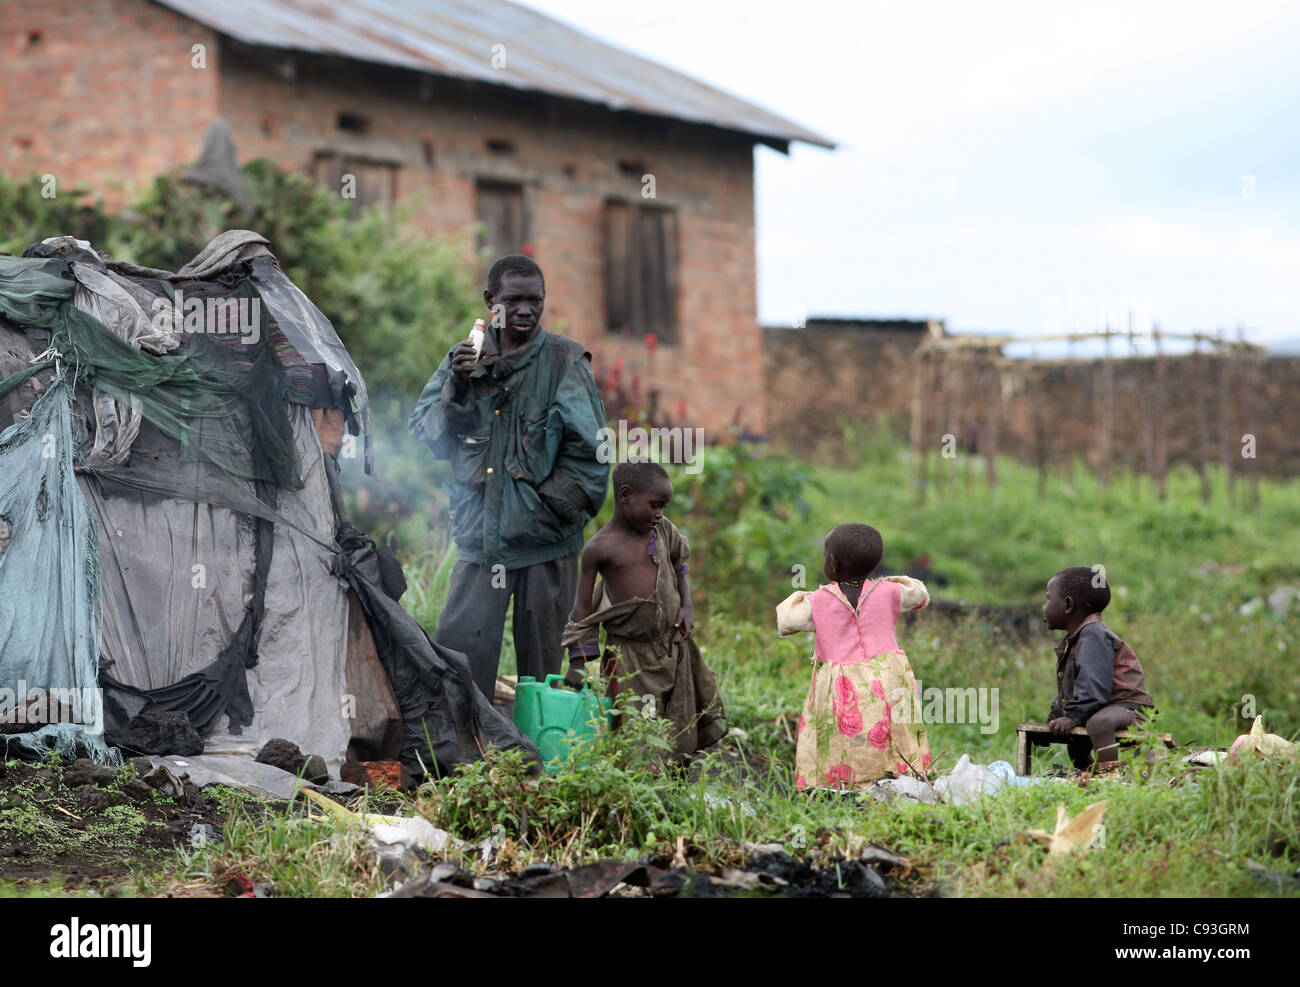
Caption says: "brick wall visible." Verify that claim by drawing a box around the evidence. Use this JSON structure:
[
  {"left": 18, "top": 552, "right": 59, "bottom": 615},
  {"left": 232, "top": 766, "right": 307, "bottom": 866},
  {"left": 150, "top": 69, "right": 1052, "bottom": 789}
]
[
  {"left": 764, "top": 324, "right": 929, "bottom": 457},
  {"left": 995, "top": 353, "right": 1300, "bottom": 479},
  {"left": 764, "top": 323, "right": 1300, "bottom": 478},
  {"left": 0, "top": 0, "right": 218, "bottom": 208}
]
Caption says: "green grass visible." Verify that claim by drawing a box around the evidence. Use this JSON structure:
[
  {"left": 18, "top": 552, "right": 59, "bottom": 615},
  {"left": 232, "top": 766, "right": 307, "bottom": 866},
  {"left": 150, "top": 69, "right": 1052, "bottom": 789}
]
[
  {"left": 109, "top": 444, "right": 1300, "bottom": 897},
  {"left": 799, "top": 442, "right": 1300, "bottom": 619}
]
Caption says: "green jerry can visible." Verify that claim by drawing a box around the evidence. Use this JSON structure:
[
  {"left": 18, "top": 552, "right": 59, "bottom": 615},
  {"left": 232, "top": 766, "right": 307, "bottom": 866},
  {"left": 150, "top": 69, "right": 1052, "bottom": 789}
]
[{"left": 511, "top": 674, "right": 611, "bottom": 771}]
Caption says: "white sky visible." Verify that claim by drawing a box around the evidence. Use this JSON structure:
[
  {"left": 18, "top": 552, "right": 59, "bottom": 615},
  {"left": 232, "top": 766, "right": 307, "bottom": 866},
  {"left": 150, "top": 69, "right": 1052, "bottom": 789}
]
[{"left": 514, "top": 0, "right": 1300, "bottom": 348}]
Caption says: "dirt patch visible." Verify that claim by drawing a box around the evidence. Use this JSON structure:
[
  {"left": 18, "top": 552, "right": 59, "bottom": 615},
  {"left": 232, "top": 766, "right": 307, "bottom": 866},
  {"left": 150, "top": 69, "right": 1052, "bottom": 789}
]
[{"left": 0, "top": 757, "right": 231, "bottom": 892}]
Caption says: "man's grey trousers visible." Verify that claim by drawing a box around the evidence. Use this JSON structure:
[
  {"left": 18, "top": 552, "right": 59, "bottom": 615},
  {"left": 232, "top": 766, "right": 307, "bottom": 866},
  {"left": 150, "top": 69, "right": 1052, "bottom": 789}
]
[{"left": 434, "top": 554, "right": 580, "bottom": 701}]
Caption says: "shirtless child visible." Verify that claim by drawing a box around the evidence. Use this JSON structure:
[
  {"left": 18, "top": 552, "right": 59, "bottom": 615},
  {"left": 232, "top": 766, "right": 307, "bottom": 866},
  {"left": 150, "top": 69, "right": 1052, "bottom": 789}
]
[{"left": 561, "top": 461, "right": 726, "bottom": 760}]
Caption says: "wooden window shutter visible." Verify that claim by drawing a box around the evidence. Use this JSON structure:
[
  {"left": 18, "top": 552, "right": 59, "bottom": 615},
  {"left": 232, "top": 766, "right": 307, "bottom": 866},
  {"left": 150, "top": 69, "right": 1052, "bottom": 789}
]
[
  {"left": 351, "top": 158, "right": 397, "bottom": 216},
  {"left": 311, "top": 152, "right": 397, "bottom": 218},
  {"left": 476, "top": 181, "right": 526, "bottom": 262},
  {"left": 605, "top": 200, "right": 632, "bottom": 332},
  {"left": 639, "top": 206, "right": 678, "bottom": 342}
]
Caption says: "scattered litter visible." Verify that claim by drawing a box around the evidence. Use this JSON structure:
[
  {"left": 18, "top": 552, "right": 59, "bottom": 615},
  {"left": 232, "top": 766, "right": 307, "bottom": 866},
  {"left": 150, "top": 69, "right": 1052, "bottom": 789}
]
[
  {"left": 1181, "top": 749, "right": 1229, "bottom": 767},
  {"left": 1229, "top": 716, "right": 1296, "bottom": 761},
  {"left": 672, "top": 835, "right": 688, "bottom": 869},
  {"left": 703, "top": 790, "right": 757, "bottom": 816},
  {"left": 188, "top": 822, "right": 221, "bottom": 848},
  {"left": 1027, "top": 800, "right": 1107, "bottom": 857},
  {"left": 1267, "top": 586, "right": 1298, "bottom": 616},
  {"left": 299, "top": 786, "right": 454, "bottom": 855},
  {"left": 369, "top": 818, "right": 450, "bottom": 853},
  {"left": 857, "top": 844, "right": 909, "bottom": 869},
  {"left": 933, "top": 754, "right": 1004, "bottom": 806},
  {"left": 987, "top": 760, "right": 1047, "bottom": 787},
  {"left": 1246, "top": 858, "right": 1300, "bottom": 890},
  {"left": 224, "top": 871, "right": 274, "bottom": 898},
  {"left": 152, "top": 753, "right": 355, "bottom": 800},
  {"left": 140, "top": 765, "right": 185, "bottom": 799},
  {"left": 478, "top": 828, "right": 506, "bottom": 864},
  {"left": 1238, "top": 585, "right": 1298, "bottom": 617},
  {"left": 715, "top": 868, "right": 789, "bottom": 892},
  {"left": 932, "top": 755, "right": 1056, "bottom": 805},
  {"left": 865, "top": 776, "right": 938, "bottom": 804}
]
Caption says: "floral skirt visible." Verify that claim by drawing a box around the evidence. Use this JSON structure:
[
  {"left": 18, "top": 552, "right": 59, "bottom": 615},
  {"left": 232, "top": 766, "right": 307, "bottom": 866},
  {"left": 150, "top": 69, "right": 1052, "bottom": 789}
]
[{"left": 794, "top": 651, "right": 931, "bottom": 791}]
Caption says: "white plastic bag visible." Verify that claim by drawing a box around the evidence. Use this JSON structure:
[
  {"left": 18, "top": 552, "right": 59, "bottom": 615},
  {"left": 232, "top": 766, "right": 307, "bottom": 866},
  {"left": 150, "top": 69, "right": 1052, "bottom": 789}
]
[{"left": 934, "top": 753, "right": 1004, "bottom": 806}]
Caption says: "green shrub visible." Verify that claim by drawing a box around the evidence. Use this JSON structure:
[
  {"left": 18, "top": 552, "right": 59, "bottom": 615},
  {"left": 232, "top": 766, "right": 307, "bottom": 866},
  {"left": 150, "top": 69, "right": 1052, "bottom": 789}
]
[{"left": 0, "top": 173, "right": 110, "bottom": 255}]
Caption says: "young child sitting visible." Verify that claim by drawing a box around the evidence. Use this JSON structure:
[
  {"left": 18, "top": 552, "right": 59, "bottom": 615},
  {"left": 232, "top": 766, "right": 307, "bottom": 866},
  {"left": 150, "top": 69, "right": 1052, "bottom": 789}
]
[
  {"left": 561, "top": 461, "right": 726, "bottom": 760},
  {"left": 776, "top": 523, "right": 931, "bottom": 791},
  {"left": 1041, "top": 565, "right": 1155, "bottom": 773}
]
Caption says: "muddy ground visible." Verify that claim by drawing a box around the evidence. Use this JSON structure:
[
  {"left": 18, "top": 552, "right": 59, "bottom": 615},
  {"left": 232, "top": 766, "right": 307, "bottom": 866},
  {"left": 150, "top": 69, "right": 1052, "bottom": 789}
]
[
  {"left": 0, "top": 757, "right": 236, "bottom": 892},
  {"left": 1, "top": 753, "right": 923, "bottom": 898}
]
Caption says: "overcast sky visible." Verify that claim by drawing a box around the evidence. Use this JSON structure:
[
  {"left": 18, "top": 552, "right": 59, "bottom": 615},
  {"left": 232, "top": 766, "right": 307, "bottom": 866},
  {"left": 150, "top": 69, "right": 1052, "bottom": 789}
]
[{"left": 516, "top": 0, "right": 1299, "bottom": 349}]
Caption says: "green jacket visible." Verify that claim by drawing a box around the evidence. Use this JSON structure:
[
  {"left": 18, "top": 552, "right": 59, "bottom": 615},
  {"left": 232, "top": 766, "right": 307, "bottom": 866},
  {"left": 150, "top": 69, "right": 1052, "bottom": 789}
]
[{"left": 409, "top": 327, "right": 609, "bottom": 569}]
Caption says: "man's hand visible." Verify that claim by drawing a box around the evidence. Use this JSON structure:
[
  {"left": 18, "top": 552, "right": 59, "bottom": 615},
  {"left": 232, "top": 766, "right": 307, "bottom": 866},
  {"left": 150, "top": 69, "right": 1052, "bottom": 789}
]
[
  {"left": 449, "top": 339, "right": 480, "bottom": 388},
  {"left": 1048, "top": 716, "right": 1078, "bottom": 738},
  {"left": 563, "top": 659, "right": 587, "bottom": 690},
  {"left": 674, "top": 604, "right": 693, "bottom": 639}
]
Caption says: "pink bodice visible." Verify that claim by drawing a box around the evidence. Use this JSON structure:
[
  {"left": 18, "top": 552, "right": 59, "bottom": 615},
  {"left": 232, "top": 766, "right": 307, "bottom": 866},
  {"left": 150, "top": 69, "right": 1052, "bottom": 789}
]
[{"left": 810, "top": 580, "right": 902, "bottom": 665}]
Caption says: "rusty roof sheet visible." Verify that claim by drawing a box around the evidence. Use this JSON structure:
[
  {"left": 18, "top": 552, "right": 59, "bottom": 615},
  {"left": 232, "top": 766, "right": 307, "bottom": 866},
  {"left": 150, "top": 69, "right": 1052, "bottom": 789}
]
[{"left": 153, "top": 0, "right": 835, "bottom": 150}]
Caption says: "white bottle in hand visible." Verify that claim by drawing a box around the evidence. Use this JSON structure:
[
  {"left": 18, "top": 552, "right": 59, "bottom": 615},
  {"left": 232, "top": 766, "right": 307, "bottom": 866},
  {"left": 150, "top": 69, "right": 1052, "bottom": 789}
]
[{"left": 468, "top": 318, "right": 487, "bottom": 362}]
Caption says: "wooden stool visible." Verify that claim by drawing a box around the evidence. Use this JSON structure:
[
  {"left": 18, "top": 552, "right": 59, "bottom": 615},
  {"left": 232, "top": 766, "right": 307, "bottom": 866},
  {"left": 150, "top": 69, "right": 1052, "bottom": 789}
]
[{"left": 1015, "top": 721, "right": 1177, "bottom": 775}]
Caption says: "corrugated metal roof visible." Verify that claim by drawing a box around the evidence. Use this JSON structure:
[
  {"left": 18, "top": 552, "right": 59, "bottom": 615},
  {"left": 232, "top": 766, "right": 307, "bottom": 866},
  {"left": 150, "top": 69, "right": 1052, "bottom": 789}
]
[{"left": 152, "top": 0, "right": 834, "bottom": 150}]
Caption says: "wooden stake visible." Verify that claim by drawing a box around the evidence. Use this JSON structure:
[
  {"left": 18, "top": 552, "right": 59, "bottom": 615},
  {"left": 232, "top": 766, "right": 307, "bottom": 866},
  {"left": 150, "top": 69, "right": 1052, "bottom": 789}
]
[
  {"left": 910, "top": 349, "right": 927, "bottom": 506},
  {"left": 1236, "top": 331, "right": 1256, "bottom": 512},
  {"left": 934, "top": 353, "right": 947, "bottom": 500},
  {"left": 1219, "top": 345, "right": 1235, "bottom": 504},
  {"left": 1193, "top": 340, "right": 1211, "bottom": 504},
  {"left": 985, "top": 360, "right": 1001, "bottom": 491},
  {"left": 1031, "top": 366, "right": 1047, "bottom": 500},
  {"left": 1154, "top": 328, "right": 1168, "bottom": 500},
  {"left": 1098, "top": 331, "right": 1114, "bottom": 494}
]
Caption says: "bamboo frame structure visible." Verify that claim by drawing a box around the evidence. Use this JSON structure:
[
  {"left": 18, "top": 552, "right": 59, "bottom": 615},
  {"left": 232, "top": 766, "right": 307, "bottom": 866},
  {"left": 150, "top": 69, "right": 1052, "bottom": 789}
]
[{"left": 907, "top": 328, "right": 1263, "bottom": 506}]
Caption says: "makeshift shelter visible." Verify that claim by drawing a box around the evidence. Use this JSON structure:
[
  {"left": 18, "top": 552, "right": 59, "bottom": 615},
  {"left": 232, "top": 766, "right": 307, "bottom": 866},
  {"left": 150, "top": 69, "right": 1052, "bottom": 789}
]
[{"left": 0, "top": 232, "right": 534, "bottom": 785}]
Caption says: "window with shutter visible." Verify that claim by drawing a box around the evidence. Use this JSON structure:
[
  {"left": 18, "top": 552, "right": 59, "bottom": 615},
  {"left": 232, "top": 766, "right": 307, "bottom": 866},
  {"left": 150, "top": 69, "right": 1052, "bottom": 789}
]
[
  {"left": 604, "top": 200, "right": 679, "bottom": 343},
  {"left": 312, "top": 152, "right": 398, "bottom": 218},
  {"left": 476, "top": 180, "right": 527, "bottom": 272}
]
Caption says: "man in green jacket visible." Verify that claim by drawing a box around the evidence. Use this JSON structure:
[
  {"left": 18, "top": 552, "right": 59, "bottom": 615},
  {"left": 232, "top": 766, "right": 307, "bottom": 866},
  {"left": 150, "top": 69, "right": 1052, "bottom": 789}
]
[{"left": 409, "top": 255, "right": 609, "bottom": 700}]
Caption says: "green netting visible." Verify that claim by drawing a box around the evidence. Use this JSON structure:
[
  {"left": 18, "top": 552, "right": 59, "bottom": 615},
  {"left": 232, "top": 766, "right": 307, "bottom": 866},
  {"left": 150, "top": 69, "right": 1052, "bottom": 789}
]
[
  {"left": 0, "top": 255, "right": 300, "bottom": 489},
  {"left": 0, "top": 373, "right": 111, "bottom": 763}
]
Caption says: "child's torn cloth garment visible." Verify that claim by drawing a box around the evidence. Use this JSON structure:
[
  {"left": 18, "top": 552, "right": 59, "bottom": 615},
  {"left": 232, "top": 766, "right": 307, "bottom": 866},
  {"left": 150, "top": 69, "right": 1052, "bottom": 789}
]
[
  {"left": 777, "top": 577, "right": 931, "bottom": 790},
  {"left": 561, "top": 518, "right": 726, "bottom": 760}
]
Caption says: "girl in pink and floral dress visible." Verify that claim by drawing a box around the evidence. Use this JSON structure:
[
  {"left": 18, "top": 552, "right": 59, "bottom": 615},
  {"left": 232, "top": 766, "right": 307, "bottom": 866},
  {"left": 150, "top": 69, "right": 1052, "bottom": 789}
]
[{"left": 776, "top": 523, "right": 931, "bottom": 791}]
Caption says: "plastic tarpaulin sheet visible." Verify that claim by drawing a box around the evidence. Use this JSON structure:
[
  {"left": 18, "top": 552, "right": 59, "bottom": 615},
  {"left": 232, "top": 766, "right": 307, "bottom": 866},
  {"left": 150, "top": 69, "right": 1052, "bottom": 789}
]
[
  {"left": 248, "top": 255, "right": 372, "bottom": 473},
  {"left": 335, "top": 524, "right": 539, "bottom": 778},
  {"left": 0, "top": 375, "right": 110, "bottom": 761},
  {"left": 0, "top": 255, "right": 303, "bottom": 491},
  {"left": 90, "top": 406, "right": 353, "bottom": 766}
]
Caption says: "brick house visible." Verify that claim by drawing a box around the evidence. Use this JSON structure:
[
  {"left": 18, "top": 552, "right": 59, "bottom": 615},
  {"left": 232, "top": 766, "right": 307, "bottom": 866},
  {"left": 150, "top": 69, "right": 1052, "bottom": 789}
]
[{"left": 1, "top": 0, "right": 832, "bottom": 433}]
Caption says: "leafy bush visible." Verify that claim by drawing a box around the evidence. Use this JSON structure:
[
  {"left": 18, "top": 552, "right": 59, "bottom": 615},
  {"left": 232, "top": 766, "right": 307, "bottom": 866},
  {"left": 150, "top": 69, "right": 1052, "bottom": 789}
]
[
  {"left": 417, "top": 691, "right": 683, "bottom": 857},
  {"left": 668, "top": 440, "right": 823, "bottom": 613},
  {"left": 0, "top": 173, "right": 110, "bottom": 255}
]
